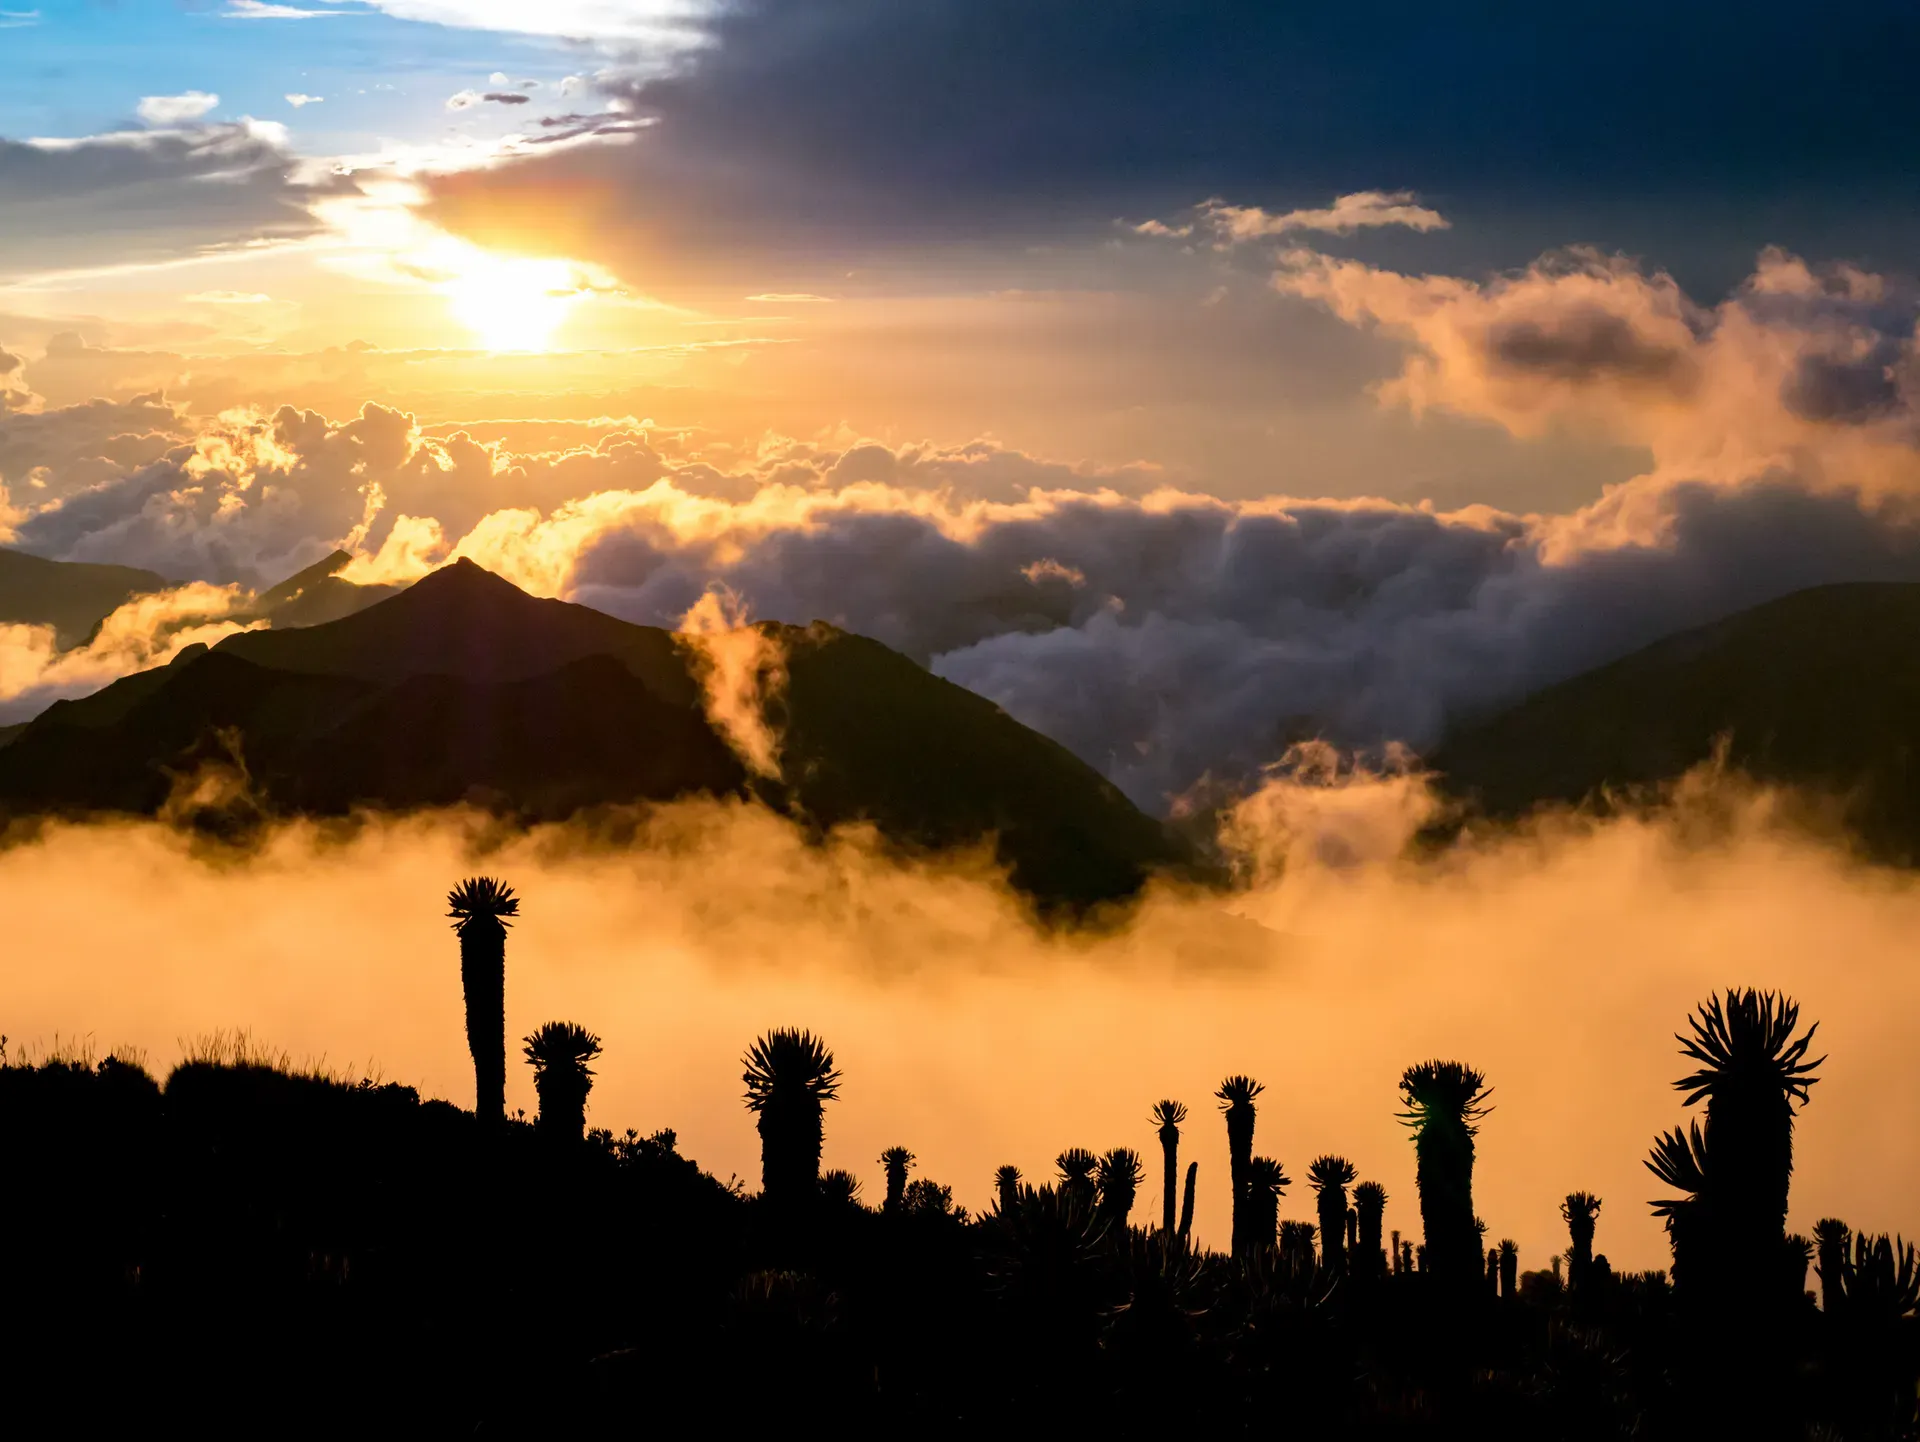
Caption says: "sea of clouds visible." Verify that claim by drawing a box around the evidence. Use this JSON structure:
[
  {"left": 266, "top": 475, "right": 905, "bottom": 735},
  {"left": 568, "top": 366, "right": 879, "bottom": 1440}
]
[{"left": 2, "top": 241, "right": 1917, "bottom": 807}]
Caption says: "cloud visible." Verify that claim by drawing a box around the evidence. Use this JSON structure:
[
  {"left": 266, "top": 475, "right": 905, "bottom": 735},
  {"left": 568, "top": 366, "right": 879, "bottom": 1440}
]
[
  {"left": 445, "top": 90, "right": 481, "bottom": 111},
  {"left": 1156, "top": 191, "right": 1452, "bottom": 244},
  {"left": 285, "top": 94, "right": 325, "bottom": 108},
  {"left": 226, "top": 0, "right": 342, "bottom": 15},
  {"left": 356, "top": 0, "right": 716, "bottom": 44},
  {"left": 412, "top": 2, "right": 1920, "bottom": 293},
  {"left": 746, "top": 293, "right": 834, "bottom": 304},
  {"left": 186, "top": 291, "right": 273, "bottom": 305},
  {"left": 0, "top": 120, "right": 359, "bottom": 276},
  {"left": 0, "top": 9, "right": 39, "bottom": 28},
  {"left": 481, "top": 93, "right": 533, "bottom": 107},
  {"left": 5, "top": 245, "right": 1918, "bottom": 811},
  {"left": 136, "top": 93, "right": 222, "bottom": 126},
  {"left": 0, "top": 582, "right": 262, "bottom": 718}
]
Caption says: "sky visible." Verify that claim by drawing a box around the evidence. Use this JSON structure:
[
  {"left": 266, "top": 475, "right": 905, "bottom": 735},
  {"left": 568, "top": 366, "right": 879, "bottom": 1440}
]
[{"left": 5, "top": 0, "right": 1920, "bottom": 1262}]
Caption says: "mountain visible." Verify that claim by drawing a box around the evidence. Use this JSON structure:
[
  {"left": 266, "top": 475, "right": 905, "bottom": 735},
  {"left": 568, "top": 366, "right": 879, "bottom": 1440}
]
[
  {"left": 0, "top": 559, "right": 1191, "bottom": 909},
  {"left": 0, "top": 548, "right": 168, "bottom": 647},
  {"left": 254, "top": 549, "right": 403, "bottom": 629},
  {"left": 1430, "top": 582, "right": 1920, "bottom": 860}
]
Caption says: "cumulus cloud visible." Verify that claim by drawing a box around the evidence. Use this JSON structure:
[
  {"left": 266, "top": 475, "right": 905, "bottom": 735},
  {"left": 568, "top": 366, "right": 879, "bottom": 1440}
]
[
  {"left": 358, "top": 0, "right": 716, "bottom": 44},
  {"left": 136, "top": 93, "right": 221, "bottom": 125},
  {"left": 285, "top": 94, "right": 324, "bottom": 108}
]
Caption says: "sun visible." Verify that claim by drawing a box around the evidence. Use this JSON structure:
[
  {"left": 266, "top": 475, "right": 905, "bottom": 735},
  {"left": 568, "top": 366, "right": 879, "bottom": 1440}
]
[{"left": 439, "top": 247, "right": 594, "bottom": 352}]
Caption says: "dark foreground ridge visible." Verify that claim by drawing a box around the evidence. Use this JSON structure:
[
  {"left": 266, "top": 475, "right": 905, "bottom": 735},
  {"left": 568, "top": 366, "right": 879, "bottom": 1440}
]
[
  {"left": 1434, "top": 582, "right": 1920, "bottom": 860},
  {"left": 0, "top": 559, "right": 1190, "bottom": 911},
  {"left": 3, "top": 959, "right": 1909, "bottom": 1437}
]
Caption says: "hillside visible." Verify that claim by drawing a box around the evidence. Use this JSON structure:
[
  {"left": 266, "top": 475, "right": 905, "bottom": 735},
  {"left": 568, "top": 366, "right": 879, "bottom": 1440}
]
[
  {"left": 1431, "top": 582, "right": 1920, "bottom": 859},
  {"left": 0, "top": 547, "right": 168, "bottom": 647},
  {"left": 0, "top": 560, "right": 1191, "bottom": 909}
]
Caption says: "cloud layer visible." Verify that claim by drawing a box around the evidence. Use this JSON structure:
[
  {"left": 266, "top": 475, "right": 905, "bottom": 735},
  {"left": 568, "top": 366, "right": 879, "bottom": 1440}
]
[{"left": 2, "top": 244, "right": 1917, "bottom": 805}]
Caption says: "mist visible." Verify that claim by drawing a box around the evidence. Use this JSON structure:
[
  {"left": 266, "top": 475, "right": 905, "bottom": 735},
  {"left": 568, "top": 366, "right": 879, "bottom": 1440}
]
[{"left": 4, "top": 772, "right": 1915, "bottom": 1276}]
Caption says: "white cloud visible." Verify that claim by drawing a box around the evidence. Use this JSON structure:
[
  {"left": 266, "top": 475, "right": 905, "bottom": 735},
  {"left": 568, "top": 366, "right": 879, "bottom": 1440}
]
[
  {"left": 136, "top": 92, "right": 221, "bottom": 125},
  {"left": 285, "top": 94, "right": 324, "bottom": 108},
  {"left": 746, "top": 292, "right": 835, "bottom": 304},
  {"left": 445, "top": 90, "right": 480, "bottom": 111},
  {"left": 0, "top": 10, "right": 40, "bottom": 29},
  {"left": 358, "top": 0, "right": 714, "bottom": 43},
  {"left": 226, "top": 0, "right": 344, "bottom": 15}
]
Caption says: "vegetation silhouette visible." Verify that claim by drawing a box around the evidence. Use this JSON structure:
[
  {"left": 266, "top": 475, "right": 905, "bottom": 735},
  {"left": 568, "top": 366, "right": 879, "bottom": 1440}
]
[
  {"left": 742, "top": 1028, "right": 841, "bottom": 1213},
  {"left": 4, "top": 889, "right": 1913, "bottom": 1437},
  {"left": 523, "top": 1021, "right": 601, "bottom": 1139},
  {"left": 447, "top": 875, "right": 517, "bottom": 1123}
]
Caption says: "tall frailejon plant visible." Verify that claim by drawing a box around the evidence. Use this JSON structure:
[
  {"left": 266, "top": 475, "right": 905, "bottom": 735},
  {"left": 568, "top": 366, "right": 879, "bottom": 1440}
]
[
  {"left": 447, "top": 876, "right": 518, "bottom": 1123},
  {"left": 1398, "top": 1060, "right": 1492, "bottom": 1294},
  {"left": 1814, "top": 1218, "right": 1851, "bottom": 1313},
  {"left": 742, "top": 1029, "right": 842, "bottom": 1209},
  {"left": 522, "top": 1021, "right": 601, "bottom": 1139},
  {"left": 1216, "top": 1076, "right": 1265, "bottom": 1258},
  {"left": 880, "top": 1146, "right": 915, "bottom": 1213},
  {"left": 1057, "top": 1148, "right": 1099, "bottom": 1211},
  {"left": 1097, "top": 1148, "right": 1144, "bottom": 1231},
  {"left": 1178, "top": 1161, "right": 1198, "bottom": 1240},
  {"left": 1673, "top": 989, "right": 1822, "bottom": 1308},
  {"left": 1562, "top": 1192, "right": 1603, "bottom": 1290},
  {"left": 995, "top": 1164, "right": 1023, "bottom": 1214},
  {"left": 1498, "top": 1239, "right": 1518, "bottom": 1299},
  {"left": 1246, "top": 1157, "right": 1289, "bottom": 1257},
  {"left": 1354, "top": 1181, "right": 1388, "bottom": 1279},
  {"left": 1308, "top": 1156, "right": 1358, "bottom": 1277},
  {"left": 1151, "top": 1100, "right": 1187, "bottom": 1237}
]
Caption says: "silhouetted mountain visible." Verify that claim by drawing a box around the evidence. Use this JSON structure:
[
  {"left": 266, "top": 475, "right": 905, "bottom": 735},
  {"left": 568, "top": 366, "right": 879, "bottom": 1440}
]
[
  {"left": 0, "top": 547, "right": 168, "bottom": 647},
  {"left": 254, "top": 548, "right": 402, "bottom": 628},
  {"left": 1432, "top": 582, "right": 1920, "bottom": 859},
  {"left": 0, "top": 560, "right": 1189, "bottom": 907}
]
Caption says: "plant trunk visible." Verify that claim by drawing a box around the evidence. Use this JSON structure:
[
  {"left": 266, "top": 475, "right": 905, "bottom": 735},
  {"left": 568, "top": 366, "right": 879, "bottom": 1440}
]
[
  {"left": 458, "top": 918, "right": 506, "bottom": 1123},
  {"left": 1159, "top": 1124, "right": 1179, "bottom": 1236},
  {"left": 1178, "top": 1162, "right": 1197, "bottom": 1240}
]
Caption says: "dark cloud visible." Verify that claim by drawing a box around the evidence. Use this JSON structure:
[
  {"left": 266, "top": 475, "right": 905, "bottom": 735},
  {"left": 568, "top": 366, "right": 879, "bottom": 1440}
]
[
  {"left": 0, "top": 121, "right": 357, "bottom": 276},
  {"left": 423, "top": 0, "right": 1920, "bottom": 289},
  {"left": 1486, "top": 309, "right": 1695, "bottom": 387},
  {"left": 482, "top": 92, "right": 532, "bottom": 106}
]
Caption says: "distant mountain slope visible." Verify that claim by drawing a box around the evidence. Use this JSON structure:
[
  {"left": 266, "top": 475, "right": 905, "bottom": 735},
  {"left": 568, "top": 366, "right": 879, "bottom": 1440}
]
[
  {"left": 254, "top": 549, "right": 402, "bottom": 629},
  {"left": 0, "top": 548, "right": 168, "bottom": 647},
  {"left": 1431, "top": 583, "right": 1920, "bottom": 859},
  {"left": 0, "top": 560, "right": 1190, "bottom": 909}
]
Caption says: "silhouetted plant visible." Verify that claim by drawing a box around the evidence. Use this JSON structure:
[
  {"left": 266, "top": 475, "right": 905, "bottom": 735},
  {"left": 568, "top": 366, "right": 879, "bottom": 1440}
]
[
  {"left": 1307, "top": 1155, "right": 1357, "bottom": 1276},
  {"left": 1814, "top": 1217, "right": 1851, "bottom": 1312},
  {"left": 880, "top": 1145, "right": 914, "bottom": 1213},
  {"left": 1280, "top": 1219, "right": 1316, "bottom": 1272},
  {"left": 1646, "top": 1119, "right": 1712, "bottom": 1290},
  {"left": 1398, "top": 1059, "right": 1491, "bottom": 1294},
  {"left": 1096, "top": 1147, "right": 1144, "bottom": 1230},
  {"left": 1486, "top": 1247, "right": 1499, "bottom": 1293},
  {"left": 1216, "top": 1075, "right": 1265, "bottom": 1257},
  {"left": 1057, "top": 1147, "right": 1099, "bottom": 1209},
  {"left": 1391, "top": 1228, "right": 1402, "bottom": 1275},
  {"left": 521, "top": 1020, "right": 601, "bottom": 1139},
  {"left": 1355, "top": 1181, "right": 1387, "bottom": 1279},
  {"left": 741, "top": 1029, "right": 842, "bottom": 1209},
  {"left": 820, "top": 1169, "right": 862, "bottom": 1208},
  {"left": 903, "top": 1177, "right": 956, "bottom": 1218},
  {"left": 995, "top": 1164, "right": 1023, "bottom": 1213},
  {"left": 1246, "top": 1156, "right": 1289, "bottom": 1257},
  {"left": 1562, "top": 1191, "right": 1602, "bottom": 1289},
  {"left": 1150, "top": 1099, "right": 1187, "bottom": 1236},
  {"left": 447, "top": 876, "right": 517, "bottom": 1122},
  {"left": 1498, "top": 1238, "right": 1518, "bottom": 1298},
  {"left": 1178, "top": 1160, "right": 1197, "bottom": 1240},
  {"left": 1673, "top": 988, "right": 1822, "bottom": 1308}
]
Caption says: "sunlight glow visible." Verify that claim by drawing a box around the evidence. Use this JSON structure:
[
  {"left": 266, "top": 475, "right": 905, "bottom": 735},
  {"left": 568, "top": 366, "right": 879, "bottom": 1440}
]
[{"left": 440, "top": 248, "right": 596, "bottom": 353}]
